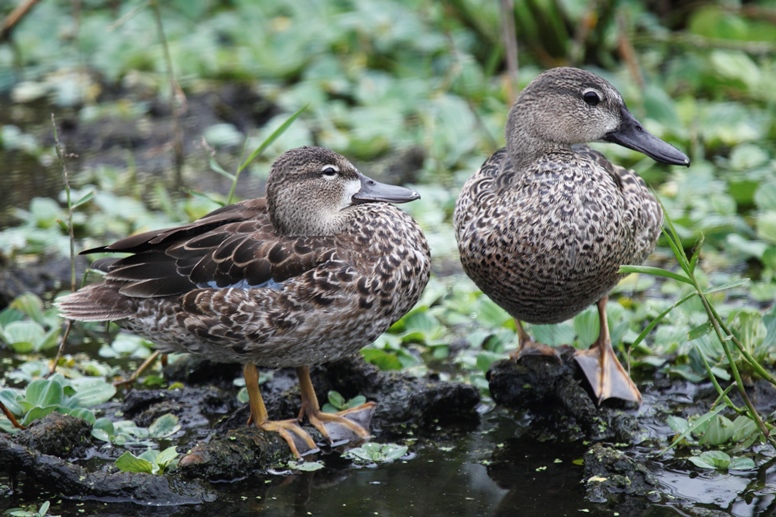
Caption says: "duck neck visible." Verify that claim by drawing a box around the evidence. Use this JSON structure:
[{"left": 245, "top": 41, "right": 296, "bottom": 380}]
[
  {"left": 505, "top": 102, "right": 569, "bottom": 174},
  {"left": 269, "top": 201, "right": 349, "bottom": 237}
]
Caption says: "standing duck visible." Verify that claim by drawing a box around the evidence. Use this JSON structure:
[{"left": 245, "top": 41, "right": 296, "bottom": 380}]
[
  {"left": 454, "top": 67, "right": 689, "bottom": 404},
  {"left": 58, "top": 146, "right": 431, "bottom": 457}
]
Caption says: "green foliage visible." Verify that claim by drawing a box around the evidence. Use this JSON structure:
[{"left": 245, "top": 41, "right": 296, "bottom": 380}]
[
  {"left": 322, "top": 391, "right": 367, "bottom": 414},
  {"left": 0, "top": 374, "right": 116, "bottom": 432},
  {"left": 3, "top": 501, "right": 59, "bottom": 517},
  {"left": 92, "top": 414, "right": 181, "bottom": 447},
  {"left": 343, "top": 442, "right": 409, "bottom": 465},
  {"left": 0, "top": 294, "right": 61, "bottom": 353},
  {"left": 115, "top": 446, "right": 179, "bottom": 475}
]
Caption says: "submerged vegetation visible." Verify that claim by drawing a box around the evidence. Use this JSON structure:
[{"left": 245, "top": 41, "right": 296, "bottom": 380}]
[{"left": 1, "top": 0, "right": 776, "bottom": 513}]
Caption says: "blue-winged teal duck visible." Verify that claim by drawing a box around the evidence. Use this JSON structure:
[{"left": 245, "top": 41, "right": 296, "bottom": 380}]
[
  {"left": 454, "top": 67, "right": 689, "bottom": 404},
  {"left": 58, "top": 146, "right": 431, "bottom": 457}
]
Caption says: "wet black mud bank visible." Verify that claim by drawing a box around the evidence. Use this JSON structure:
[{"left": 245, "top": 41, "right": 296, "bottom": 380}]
[{"left": 2, "top": 346, "right": 775, "bottom": 515}]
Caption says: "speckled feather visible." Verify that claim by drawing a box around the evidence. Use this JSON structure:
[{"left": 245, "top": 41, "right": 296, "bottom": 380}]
[
  {"left": 58, "top": 147, "right": 431, "bottom": 368},
  {"left": 454, "top": 68, "right": 663, "bottom": 325}
]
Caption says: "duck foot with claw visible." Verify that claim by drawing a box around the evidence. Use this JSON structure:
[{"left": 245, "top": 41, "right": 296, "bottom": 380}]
[
  {"left": 573, "top": 297, "right": 641, "bottom": 405},
  {"left": 244, "top": 364, "right": 376, "bottom": 458}
]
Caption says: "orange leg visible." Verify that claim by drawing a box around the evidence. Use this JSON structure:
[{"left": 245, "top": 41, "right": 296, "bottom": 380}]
[
  {"left": 573, "top": 297, "right": 641, "bottom": 405},
  {"left": 509, "top": 320, "right": 562, "bottom": 361},
  {"left": 243, "top": 363, "right": 319, "bottom": 458},
  {"left": 295, "top": 366, "right": 375, "bottom": 446}
]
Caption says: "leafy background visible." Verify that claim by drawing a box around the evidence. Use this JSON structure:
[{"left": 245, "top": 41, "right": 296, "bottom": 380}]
[{"left": 1, "top": 0, "right": 776, "bottom": 513}]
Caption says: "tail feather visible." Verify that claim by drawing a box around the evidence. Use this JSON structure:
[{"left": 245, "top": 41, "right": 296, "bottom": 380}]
[{"left": 56, "top": 285, "right": 134, "bottom": 322}]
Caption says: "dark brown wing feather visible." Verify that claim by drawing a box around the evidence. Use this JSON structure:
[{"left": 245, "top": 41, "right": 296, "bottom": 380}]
[{"left": 84, "top": 198, "right": 336, "bottom": 299}]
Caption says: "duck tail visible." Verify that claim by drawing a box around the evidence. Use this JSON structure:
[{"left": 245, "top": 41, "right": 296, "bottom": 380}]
[{"left": 56, "top": 285, "right": 134, "bottom": 322}]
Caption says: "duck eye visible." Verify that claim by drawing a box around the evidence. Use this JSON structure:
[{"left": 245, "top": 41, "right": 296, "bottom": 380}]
[
  {"left": 321, "top": 165, "right": 339, "bottom": 177},
  {"left": 582, "top": 90, "right": 601, "bottom": 107}
]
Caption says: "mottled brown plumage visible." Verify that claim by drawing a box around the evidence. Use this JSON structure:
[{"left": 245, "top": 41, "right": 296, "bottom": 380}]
[
  {"left": 59, "top": 146, "right": 431, "bottom": 456},
  {"left": 454, "top": 68, "right": 689, "bottom": 404}
]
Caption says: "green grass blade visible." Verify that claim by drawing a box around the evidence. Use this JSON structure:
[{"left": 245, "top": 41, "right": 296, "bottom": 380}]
[{"left": 619, "top": 265, "right": 693, "bottom": 285}]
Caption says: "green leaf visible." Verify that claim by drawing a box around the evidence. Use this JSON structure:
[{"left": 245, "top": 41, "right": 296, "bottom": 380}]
[
  {"left": 154, "top": 446, "right": 179, "bottom": 469},
  {"left": 619, "top": 265, "right": 693, "bottom": 285},
  {"left": 72, "top": 190, "right": 95, "bottom": 209},
  {"left": 361, "top": 348, "right": 402, "bottom": 370},
  {"left": 731, "top": 415, "right": 758, "bottom": 443},
  {"left": 573, "top": 307, "right": 599, "bottom": 347},
  {"left": 115, "top": 452, "right": 155, "bottom": 474},
  {"left": 666, "top": 416, "right": 689, "bottom": 435},
  {"left": 475, "top": 351, "right": 502, "bottom": 374},
  {"left": 700, "top": 414, "right": 736, "bottom": 446},
  {"left": 9, "top": 293, "right": 45, "bottom": 324},
  {"left": 21, "top": 406, "right": 59, "bottom": 426},
  {"left": 70, "top": 378, "right": 117, "bottom": 407},
  {"left": 687, "top": 455, "right": 716, "bottom": 470},
  {"left": 64, "top": 407, "right": 96, "bottom": 425},
  {"left": 687, "top": 322, "right": 713, "bottom": 341},
  {"left": 289, "top": 460, "right": 325, "bottom": 471},
  {"left": 0, "top": 389, "right": 22, "bottom": 416},
  {"left": 148, "top": 414, "right": 180, "bottom": 438},
  {"left": 25, "top": 379, "right": 64, "bottom": 407},
  {"left": 728, "top": 457, "right": 756, "bottom": 471},
  {"left": 2, "top": 320, "right": 46, "bottom": 352},
  {"left": 327, "top": 391, "right": 345, "bottom": 410}
]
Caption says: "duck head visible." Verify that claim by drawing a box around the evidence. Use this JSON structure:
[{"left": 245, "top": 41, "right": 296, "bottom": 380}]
[
  {"left": 267, "top": 146, "right": 420, "bottom": 236},
  {"left": 506, "top": 67, "right": 690, "bottom": 167}
]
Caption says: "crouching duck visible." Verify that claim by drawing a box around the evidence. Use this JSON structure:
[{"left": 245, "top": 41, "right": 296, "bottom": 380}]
[
  {"left": 58, "top": 146, "right": 431, "bottom": 457},
  {"left": 454, "top": 67, "right": 689, "bottom": 404}
]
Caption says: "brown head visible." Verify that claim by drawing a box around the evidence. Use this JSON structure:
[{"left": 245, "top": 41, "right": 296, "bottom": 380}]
[
  {"left": 266, "top": 146, "right": 420, "bottom": 236},
  {"left": 506, "top": 67, "right": 689, "bottom": 168}
]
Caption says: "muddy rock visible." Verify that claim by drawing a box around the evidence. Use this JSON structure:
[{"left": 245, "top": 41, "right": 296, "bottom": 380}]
[
  {"left": 1, "top": 416, "right": 215, "bottom": 504},
  {"left": 583, "top": 443, "right": 660, "bottom": 507},
  {"left": 179, "top": 426, "right": 290, "bottom": 480},
  {"left": 487, "top": 353, "right": 639, "bottom": 442},
  {"left": 177, "top": 356, "right": 480, "bottom": 479},
  {"left": 12, "top": 413, "right": 92, "bottom": 459}
]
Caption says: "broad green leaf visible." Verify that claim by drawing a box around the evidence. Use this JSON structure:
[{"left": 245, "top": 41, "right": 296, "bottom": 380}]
[
  {"left": 155, "top": 446, "right": 179, "bottom": 468},
  {"left": 531, "top": 322, "right": 575, "bottom": 347},
  {"left": 2, "top": 320, "right": 46, "bottom": 352},
  {"left": 289, "top": 460, "right": 324, "bottom": 471},
  {"left": 361, "top": 348, "right": 402, "bottom": 371},
  {"left": 25, "top": 379, "right": 64, "bottom": 407},
  {"left": 688, "top": 322, "right": 713, "bottom": 341},
  {"left": 139, "top": 449, "right": 159, "bottom": 463},
  {"left": 687, "top": 455, "right": 716, "bottom": 470},
  {"left": 697, "top": 450, "right": 731, "bottom": 469},
  {"left": 115, "top": 452, "right": 154, "bottom": 474},
  {"left": 700, "top": 415, "right": 735, "bottom": 446},
  {"left": 666, "top": 416, "right": 689, "bottom": 435},
  {"left": 64, "top": 407, "right": 96, "bottom": 425},
  {"left": 148, "top": 414, "right": 181, "bottom": 438},
  {"left": 728, "top": 457, "right": 756, "bottom": 471},
  {"left": 731, "top": 415, "right": 758, "bottom": 443},
  {"left": 70, "top": 378, "right": 117, "bottom": 407},
  {"left": 475, "top": 351, "right": 503, "bottom": 374},
  {"left": 9, "top": 293, "right": 45, "bottom": 324},
  {"left": 757, "top": 211, "right": 776, "bottom": 244},
  {"left": 327, "top": 391, "right": 345, "bottom": 409},
  {"left": 573, "top": 307, "right": 599, "bottom": 347},
  {"left": 0, "top": 389, "right": 22, "bottom": 416},
  {"left": 21, "top": 406, "right": 59, "bottom": 426}
]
